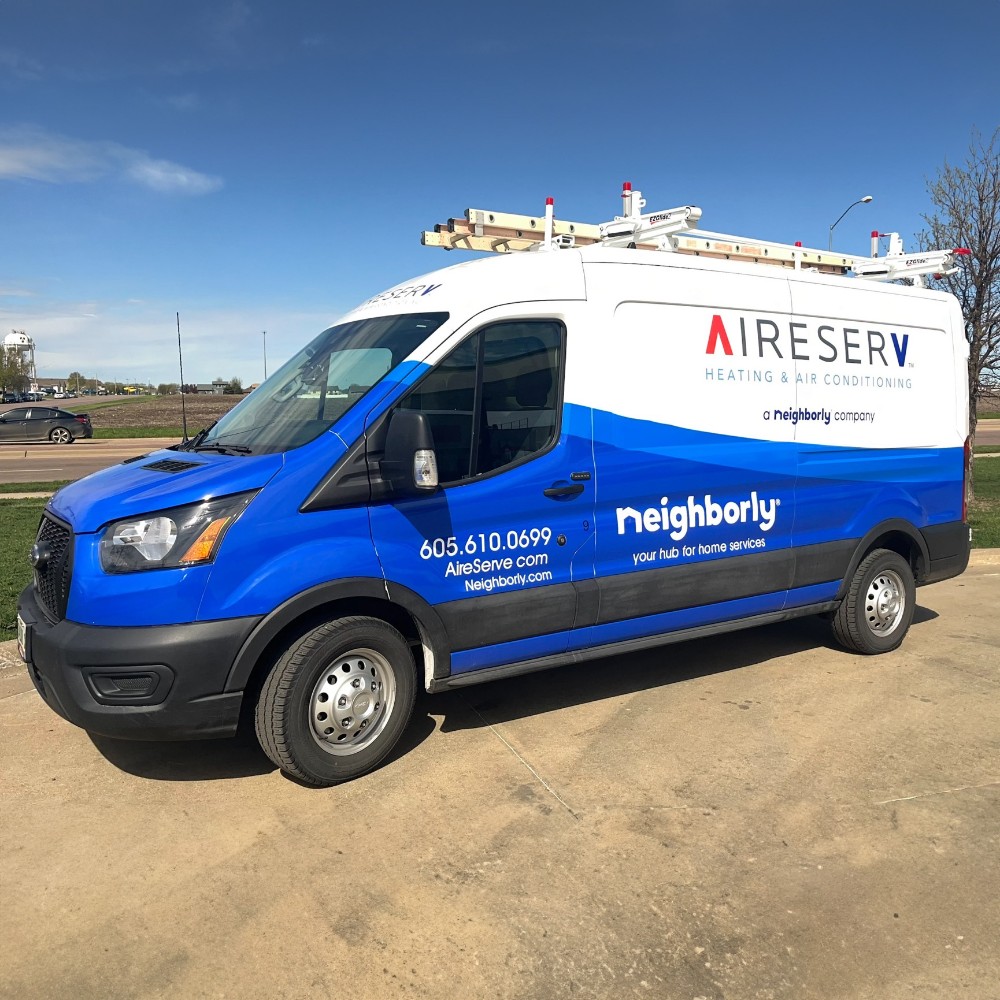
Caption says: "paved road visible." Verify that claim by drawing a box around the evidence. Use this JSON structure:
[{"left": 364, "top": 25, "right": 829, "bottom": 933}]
[
  {"left": 978, "top": 418, "right": 1000, "bottom": 447},
  {"left": 2, "top": 562, "right": 998, "bottom": 999},
  {"left": 0, "top": 437, "right": 177, "bottom": 484},
  {"left": 1, "top": 424, "right": 996, "bottom": 490}
]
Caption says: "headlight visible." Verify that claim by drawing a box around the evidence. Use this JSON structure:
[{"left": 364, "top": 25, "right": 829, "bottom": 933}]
[{"left": 100, "top": 492, "right": 256, "bottom": 574}]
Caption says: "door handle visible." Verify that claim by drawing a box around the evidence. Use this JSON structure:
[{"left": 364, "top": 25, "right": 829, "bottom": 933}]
[{"left": 543, "top": 482, "right": 585, "bottom": 499}]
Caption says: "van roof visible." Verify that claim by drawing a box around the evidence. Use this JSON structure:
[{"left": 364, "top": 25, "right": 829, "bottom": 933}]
[{"left": 341, "top": 242, "right": 957, "bottom": 330}]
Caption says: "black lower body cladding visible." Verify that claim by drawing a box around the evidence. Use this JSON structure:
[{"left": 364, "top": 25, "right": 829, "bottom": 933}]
[{"left": 17, "top": 586, "right": 261, "bottom": 740}]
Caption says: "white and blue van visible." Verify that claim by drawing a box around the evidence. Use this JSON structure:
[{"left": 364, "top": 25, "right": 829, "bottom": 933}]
[{"left": 17, "top": 234, "right": 971, "bottom": 785}]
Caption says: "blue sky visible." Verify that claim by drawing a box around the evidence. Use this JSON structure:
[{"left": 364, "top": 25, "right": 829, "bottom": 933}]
[{"left": 2, "top": 1, "right": 998, "bottom": 387}]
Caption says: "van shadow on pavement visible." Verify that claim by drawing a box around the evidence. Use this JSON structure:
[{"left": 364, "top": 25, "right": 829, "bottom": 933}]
[
  {"left": 434, "top": 603, "right": 940, "bottom": 732},
  {"left": 87, "top": 701, "right": 440, "bottom": 784},
  {"left": 88, "top": 726, "right": 277, "bottom": 782},
  {"left": 85, "top": 604, "right": 939, "bottom": 783}
]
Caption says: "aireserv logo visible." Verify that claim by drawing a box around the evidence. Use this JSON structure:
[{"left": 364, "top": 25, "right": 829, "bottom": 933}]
[
  {"left": 705, "top": 313, "right": 910, "bottom": 367},
  {"left": 358, "top": 281, "right": 443, "bottom": 310},
  {"left": 616, "top": 492, "right": 779, "bottom": 542}
]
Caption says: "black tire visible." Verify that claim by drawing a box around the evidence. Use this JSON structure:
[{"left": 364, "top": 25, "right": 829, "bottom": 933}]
[
  {"left": 254, "top": 616, "right": 417, "bottom": 786},
  {"left": 832, "top": 548, "right": 915, "bottom": 654},
  {"left": 49, "top": 427, "right": 74, "bottom": 444}
]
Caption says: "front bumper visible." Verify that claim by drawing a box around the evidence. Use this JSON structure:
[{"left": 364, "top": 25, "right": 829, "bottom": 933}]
[{"left": 17, "top": 585, "right": 261, "bottom": 741}]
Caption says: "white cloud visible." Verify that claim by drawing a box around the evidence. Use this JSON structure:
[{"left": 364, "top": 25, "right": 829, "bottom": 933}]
[
  {"left": 164, "top": 92, "right": 202, "bottom": 112},
  {"left": 201, "top": 1, "right": 255, "bottom": 54},
  {"left": 124, "top": 157, "right": 222, "bottom": 195},
  {"left": 0, "top": 48, "right": 43, "bottom": 82},
  {"left": 0, "top": 128, "right": 105, "bottom": 183},
  {"left": 0, "top": 298, "right": 344, "bottom": 387},
  {"left": 0, "top": 126, "right": 223, "bottom": 195}
]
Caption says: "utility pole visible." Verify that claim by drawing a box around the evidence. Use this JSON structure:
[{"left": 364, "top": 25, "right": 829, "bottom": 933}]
[{"left": 263, "top": 330, "right": 268, "bottom": 381}]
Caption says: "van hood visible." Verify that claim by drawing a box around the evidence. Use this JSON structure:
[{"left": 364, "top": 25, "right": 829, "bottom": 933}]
[{"left": 49, "top": 448, "right": 286, "bottom": 533}]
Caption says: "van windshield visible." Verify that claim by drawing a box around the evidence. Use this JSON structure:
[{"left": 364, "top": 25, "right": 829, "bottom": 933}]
[{"left": 191, "top": 312, "right": 448, "bottom": 455}]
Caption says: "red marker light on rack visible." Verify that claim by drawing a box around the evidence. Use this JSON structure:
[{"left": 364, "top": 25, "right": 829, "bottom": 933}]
[{"left": 543, "top": 196, "right": 555, "bottom": 246}]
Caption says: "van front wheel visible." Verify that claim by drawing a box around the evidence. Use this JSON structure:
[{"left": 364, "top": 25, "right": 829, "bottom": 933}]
[
  {"left": 254, "top": 616, "right": 417, "bottom": 786},
  {"left": 832, "top": 548, "right": 915, "bottom": 654}
]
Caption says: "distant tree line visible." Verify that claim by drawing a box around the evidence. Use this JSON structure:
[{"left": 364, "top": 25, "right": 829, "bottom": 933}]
[
  {"left": 1, "top": 346, "right": 30, "bottom": 392},
  {"left": 178, "top": 377, "right": 244, "bottom": 395}
]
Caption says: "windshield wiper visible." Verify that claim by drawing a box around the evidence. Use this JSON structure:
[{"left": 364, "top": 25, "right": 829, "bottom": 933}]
[
  {"left": 175, "top": 422, "right": 216, "bottom": 451},
  {"left": 193, "top": 443, "right": 253, "bottom": 456}
]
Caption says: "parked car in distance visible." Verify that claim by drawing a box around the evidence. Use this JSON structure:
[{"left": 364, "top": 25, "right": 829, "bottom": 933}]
[
  {"left": 2, "top": 391, "right": 24, "bottom": 403},
  {"left": 0, "top": 406, "right": 93, "bottom": 444},
  {"left": 23, "top": 391, "right": 46, "bottom": 402}
]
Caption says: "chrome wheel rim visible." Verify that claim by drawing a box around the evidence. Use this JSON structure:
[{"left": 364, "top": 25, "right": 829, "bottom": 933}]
[
  {"left": 308, "top": 648, "right": 395, "bottom": 756},
  {"left": 51, "top": 428, "right": 71, "bottom": 444},
  {"left": 865, "top": 569, "right": 906, "bottom": 636}
]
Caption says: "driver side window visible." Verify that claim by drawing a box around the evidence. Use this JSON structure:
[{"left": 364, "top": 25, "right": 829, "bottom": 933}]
[{"left": 398, "top": 320, "right": 563, "bottom": 485}]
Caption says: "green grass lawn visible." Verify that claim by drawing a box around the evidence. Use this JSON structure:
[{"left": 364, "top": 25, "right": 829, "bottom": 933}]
[
  {"left": 0, "top": 498, "right": 46, "bottom": 640},
  {"left": 0, "top": 481, "right": 70, "bottom": 494},
  {"left": 969, "top": 457, "right": 1000, "bottom": 548},
  {"left": 92, "top": 427, "right": 183, "bottom": 439},
  {"left": 70, "top": 395, "right": 151, "bottom": 411}
]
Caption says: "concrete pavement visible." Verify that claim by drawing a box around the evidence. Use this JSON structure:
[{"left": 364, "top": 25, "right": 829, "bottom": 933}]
[
  {"left": 974, "top": 417, "right": 1000, "bottom": 448},
  {"left": 1, "top": 563, "right": 998, "bottom": 999}
]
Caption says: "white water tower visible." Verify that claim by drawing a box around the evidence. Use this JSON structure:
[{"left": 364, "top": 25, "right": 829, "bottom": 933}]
[{"left": 4, "top": 329, "right": 37, "bottom": 384}]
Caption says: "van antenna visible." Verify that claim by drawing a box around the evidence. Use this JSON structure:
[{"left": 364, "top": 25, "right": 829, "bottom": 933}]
[{"left": 177, "top": 311, "right": 189, "bottom": 443}]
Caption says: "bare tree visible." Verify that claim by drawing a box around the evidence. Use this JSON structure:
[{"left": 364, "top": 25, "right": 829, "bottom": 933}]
[{"left": 920, "top": 127, "right": 1000, "bottom": 450}]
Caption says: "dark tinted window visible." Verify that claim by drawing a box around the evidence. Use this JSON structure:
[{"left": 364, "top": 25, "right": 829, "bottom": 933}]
[
  {"left": 400, "top": 334, "right": 477, "bottom": 482},
  {"left": 4, "top": 408, "right": 29, "bottom": 419},
  {"left": 399, "top": 320, "right": 563, "bottom": 484},
  {"left": 476, "top": 324, "right": 561, "bottom": 475}
]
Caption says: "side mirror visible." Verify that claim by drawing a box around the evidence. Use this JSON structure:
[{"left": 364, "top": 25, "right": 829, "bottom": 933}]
[{"left": 380, "top": 409, "right": 439, "bottom": 495}]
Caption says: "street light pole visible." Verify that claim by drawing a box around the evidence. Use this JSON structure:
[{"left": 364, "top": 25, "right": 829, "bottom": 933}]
[{"left": 829, "top": 195, "right": 873, "bottom": 250}]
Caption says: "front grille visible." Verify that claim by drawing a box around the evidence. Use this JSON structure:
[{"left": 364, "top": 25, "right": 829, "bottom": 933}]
[{"left": 34, "top": 513, "right": 73, "bottom": 623}]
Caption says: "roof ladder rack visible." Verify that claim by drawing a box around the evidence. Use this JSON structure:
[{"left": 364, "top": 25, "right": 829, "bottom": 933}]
[
  {"left": 421, "top": 182, "right": 970, "bottom": 286},
  {"left": 851, "top": 231, "right": 971, "bottom": 287}
]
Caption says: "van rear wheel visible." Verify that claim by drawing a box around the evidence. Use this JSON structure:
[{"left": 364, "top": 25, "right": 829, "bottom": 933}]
[
  {"left": 254, "top": 616, "right": 417, "bottom": 786},
  {"left": 832, "top": 548, "right": 915, "bottom": 654}
]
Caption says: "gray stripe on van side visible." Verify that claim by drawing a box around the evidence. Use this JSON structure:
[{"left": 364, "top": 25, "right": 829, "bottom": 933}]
[{"left": 437, "top": 538, "right": 857, "bottom": 652}]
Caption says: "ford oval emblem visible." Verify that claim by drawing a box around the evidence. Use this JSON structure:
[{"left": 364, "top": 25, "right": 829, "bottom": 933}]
[{"left": 30, "top": 541, "right": 53, "bottom": 570}]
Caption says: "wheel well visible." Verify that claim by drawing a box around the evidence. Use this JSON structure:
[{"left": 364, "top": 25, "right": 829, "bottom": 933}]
[
  {"left": 237, "top": 597, "right": 427, "bottom": 723},
  {"left": 862, "top": 530, "right": 925, "bottom": 580},
  {"left": 834, "top": 525, "right": 928, "bottom": 605}
]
